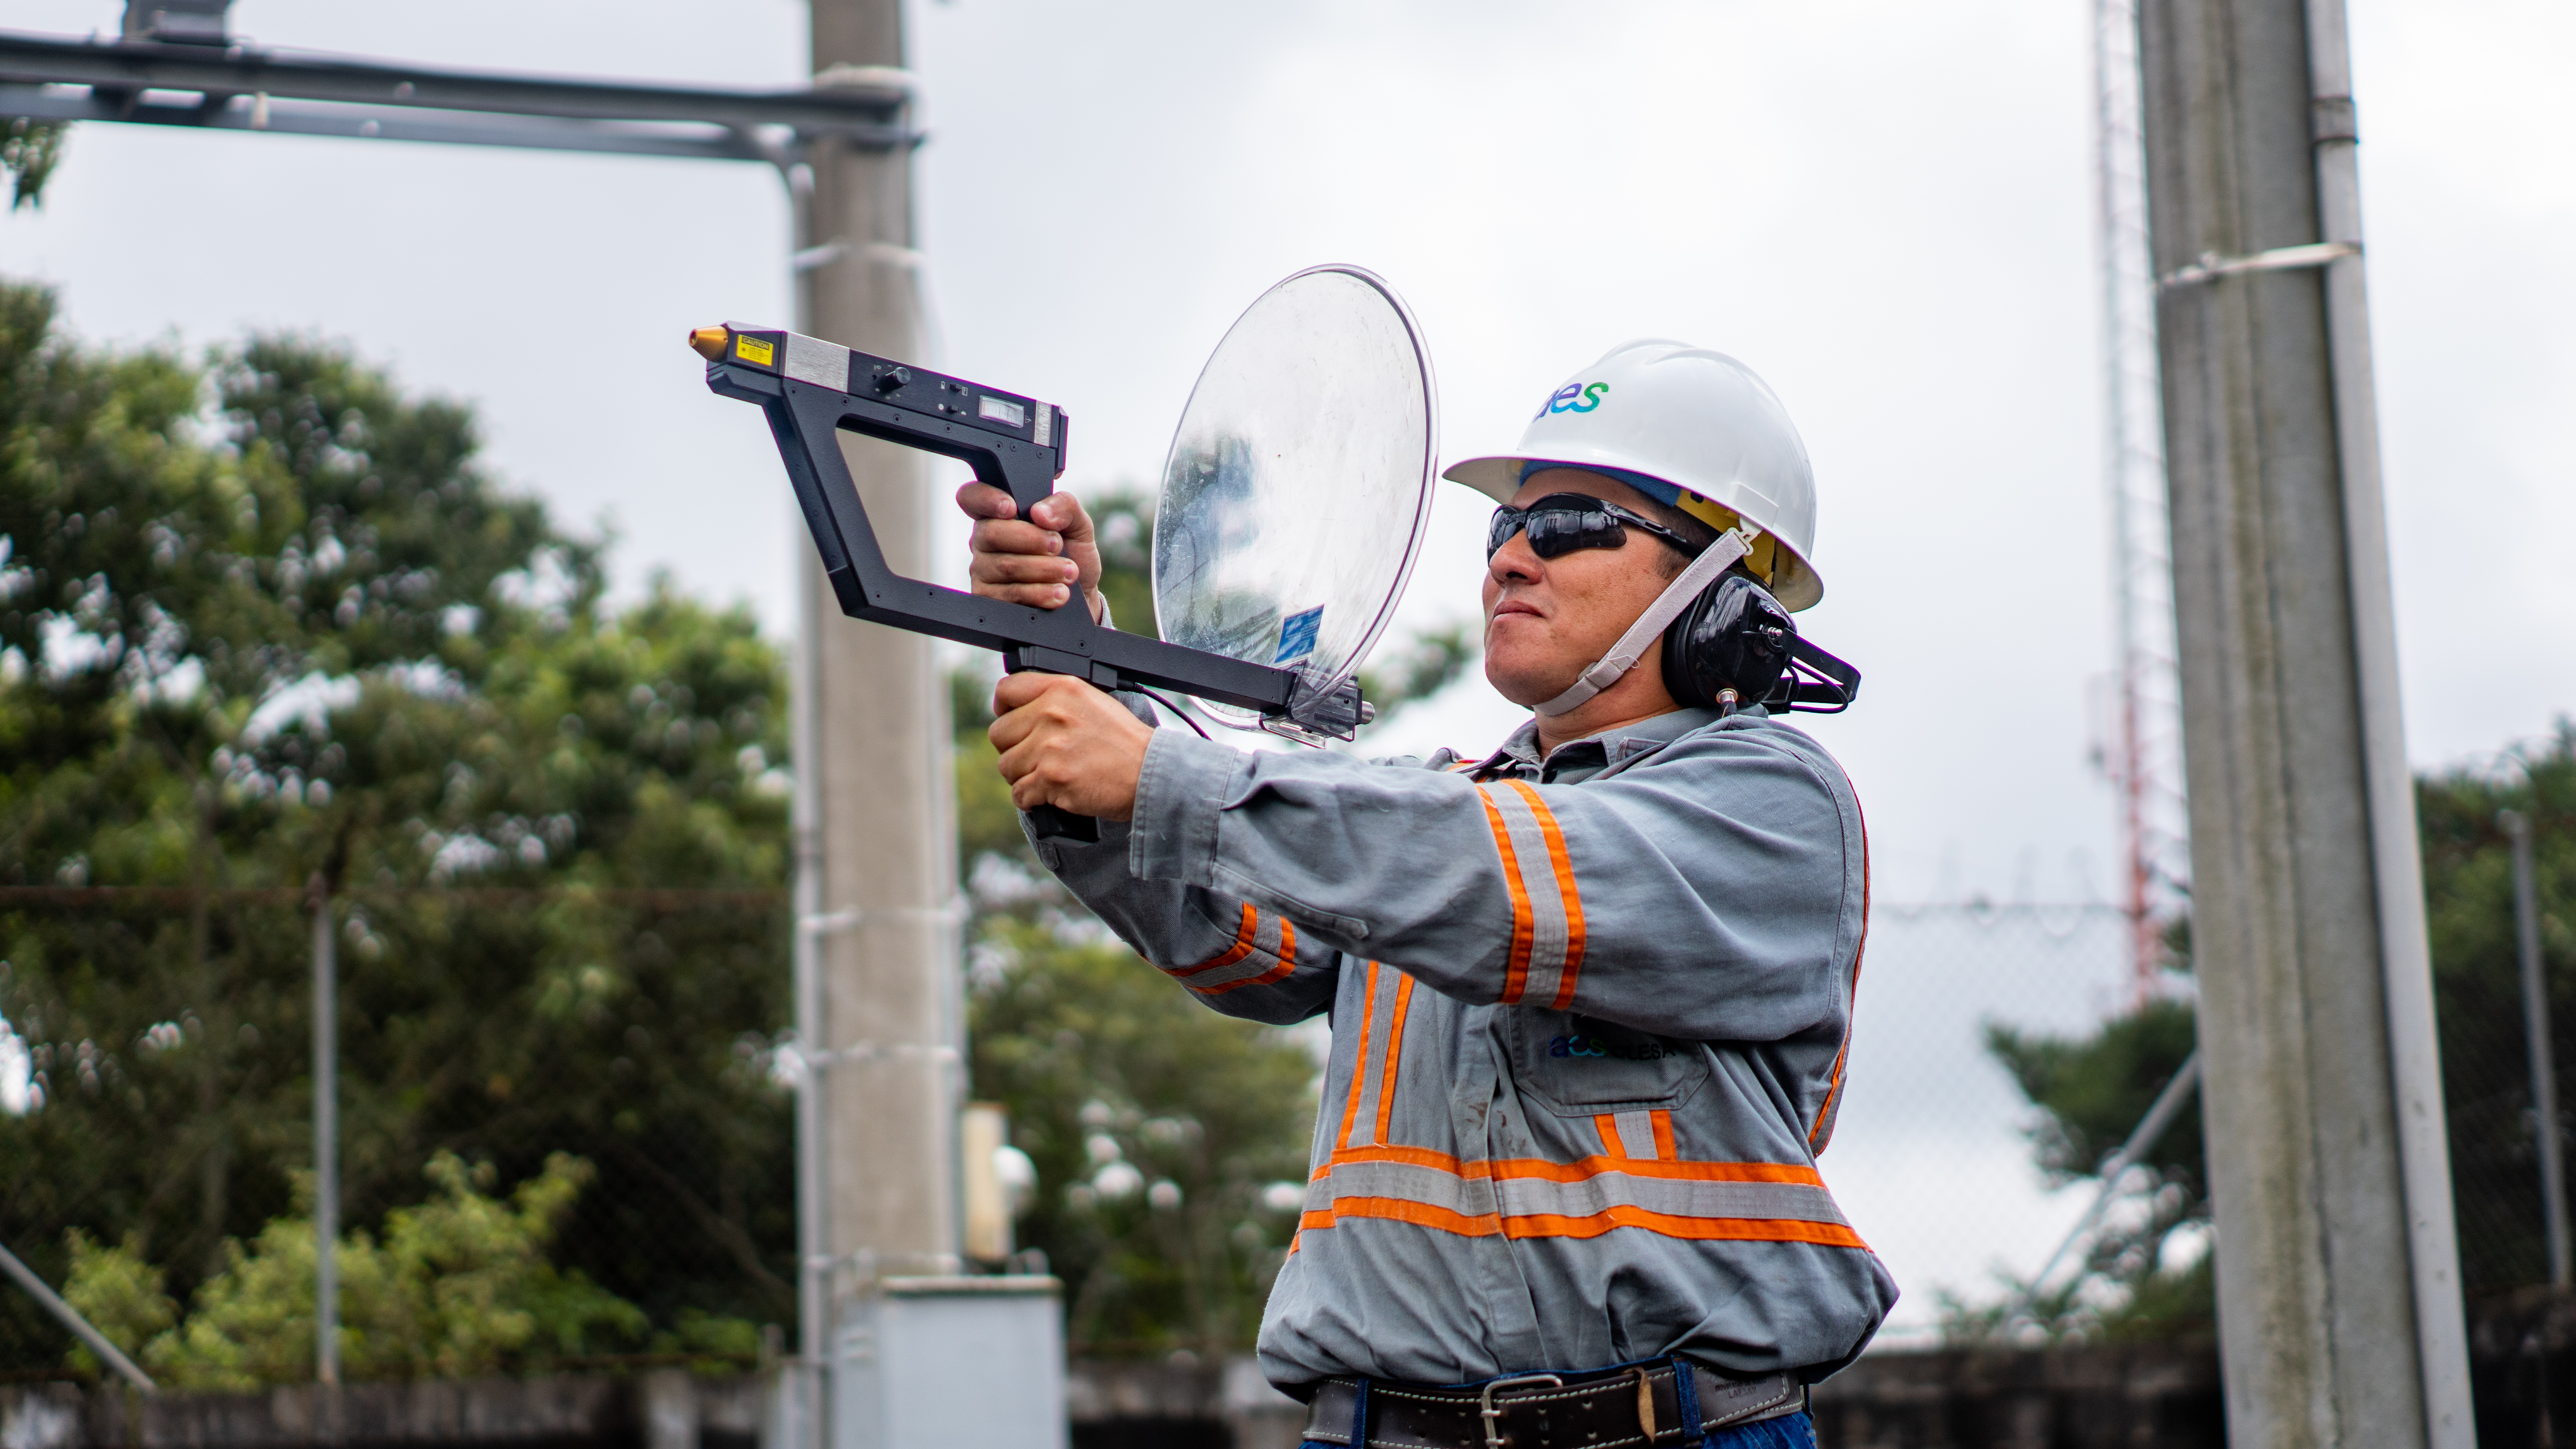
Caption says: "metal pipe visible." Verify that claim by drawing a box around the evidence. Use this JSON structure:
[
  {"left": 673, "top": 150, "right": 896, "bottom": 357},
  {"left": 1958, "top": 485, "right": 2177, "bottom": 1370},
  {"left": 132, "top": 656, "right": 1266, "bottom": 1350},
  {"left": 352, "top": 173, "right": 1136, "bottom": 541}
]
[
  {"left": 2302, "top": 0, "right": 2475, "bottom": 1438},
  {"left": 310, "top": 876, "right": 339, "bottom": 1386},
  {"left": 0, "top": 82, "right": 891, "bottom": 161},
  {"left": 2503, "top": 809, "right": 2569, "bottom": 1285},
  {"left": 0, "top": 1239, "right": 155, "bottom": 1391},
  {"left": 0, "top": 30, "right": 905, "bottom": 129},
  {"left": 2012, "top": 1050, "right": 2201, "bottom": 1322}
]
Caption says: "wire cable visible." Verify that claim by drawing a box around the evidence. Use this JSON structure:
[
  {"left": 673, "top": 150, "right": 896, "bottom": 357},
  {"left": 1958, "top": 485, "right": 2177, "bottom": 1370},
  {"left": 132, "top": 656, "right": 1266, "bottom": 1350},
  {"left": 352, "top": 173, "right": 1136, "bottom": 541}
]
[{"left": 1135, "top": 686, "right": 1212, "bottom": 740}]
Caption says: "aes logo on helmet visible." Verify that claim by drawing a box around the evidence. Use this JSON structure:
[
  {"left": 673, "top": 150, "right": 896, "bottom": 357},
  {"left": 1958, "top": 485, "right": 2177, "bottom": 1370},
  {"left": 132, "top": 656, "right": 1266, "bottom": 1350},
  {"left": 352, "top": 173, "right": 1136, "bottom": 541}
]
[{"left": 1533, "top": 382, "right": 1608, "bottom": 419}]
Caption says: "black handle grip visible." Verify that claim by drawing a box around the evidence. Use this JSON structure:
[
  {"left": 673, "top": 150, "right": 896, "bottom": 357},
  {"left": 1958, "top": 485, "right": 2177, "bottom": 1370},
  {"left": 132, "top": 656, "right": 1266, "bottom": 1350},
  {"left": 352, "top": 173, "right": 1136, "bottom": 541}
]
[
  {"left": 1027, "top": 803, "right": 1101, "bottom": 843},
  {"left": 1001, "top": 642, "right": 1105, "bottom": 843}
]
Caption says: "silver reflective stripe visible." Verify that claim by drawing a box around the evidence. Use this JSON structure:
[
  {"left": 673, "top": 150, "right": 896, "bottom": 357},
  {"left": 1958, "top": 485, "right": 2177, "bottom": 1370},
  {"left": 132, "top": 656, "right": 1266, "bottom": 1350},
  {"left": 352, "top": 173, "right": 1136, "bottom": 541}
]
[
  {"left": 1308, "top": 1155, "right": 1852, "bottom": 1228},
  {"left": 1310, "top": 1157, "right": 1492, "bottom": 1217},
  {"left": 1612, "top": 1110, "right": 1659, "bottom": 1161},
  {"left": 1492, "top": 1173, "right": 1849, "bottom": 1226},
  {"left": 784, "top": 331, "right": 852, "bottom": 391}
]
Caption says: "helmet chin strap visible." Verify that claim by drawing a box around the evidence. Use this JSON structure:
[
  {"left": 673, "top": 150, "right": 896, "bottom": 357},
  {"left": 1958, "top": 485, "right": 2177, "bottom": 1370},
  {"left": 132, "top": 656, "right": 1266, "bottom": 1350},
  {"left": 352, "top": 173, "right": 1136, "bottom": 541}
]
[{"left": 1532, "top": 529, "right": 1753, "bottom": 718}]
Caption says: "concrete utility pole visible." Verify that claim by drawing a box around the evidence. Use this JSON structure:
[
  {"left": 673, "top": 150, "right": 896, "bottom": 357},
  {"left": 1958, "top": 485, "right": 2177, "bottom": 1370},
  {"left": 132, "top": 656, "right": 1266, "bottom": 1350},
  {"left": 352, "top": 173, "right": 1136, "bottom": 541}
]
[
  {"left": 789, "top": 0, "right": 989, "bottom": 1439},
  {"left": 2137, "top": 0, "right": 2475, "bottom": 1444}
]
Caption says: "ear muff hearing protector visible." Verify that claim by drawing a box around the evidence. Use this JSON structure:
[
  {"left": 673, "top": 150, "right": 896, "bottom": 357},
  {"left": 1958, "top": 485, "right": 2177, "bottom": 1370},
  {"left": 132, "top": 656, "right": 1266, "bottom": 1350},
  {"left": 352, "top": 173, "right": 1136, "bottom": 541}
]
[{"left": 1660, "top": 571, "right": 1865, "bottom": 715}]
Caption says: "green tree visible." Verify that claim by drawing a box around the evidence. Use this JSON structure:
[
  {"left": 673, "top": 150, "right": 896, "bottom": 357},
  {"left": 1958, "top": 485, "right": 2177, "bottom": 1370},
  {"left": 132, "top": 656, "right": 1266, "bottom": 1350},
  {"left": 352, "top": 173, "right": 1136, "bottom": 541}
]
[
  {"left": 1981, "top": 991, "right": 2209, "bottom": 1339},
  {"left": 65, "top": 1152, "right": 646, "bottom": 1388},
  {"left": 0, "top": 279, "right": 793, "bottom": 1369},
  {"left": 2418, "top": 722, "right": 2576, "bottom": 1293},
  {"left": 1976, "top": 720, "right": 2576, "bottom": 1337},
  {"left": 2, "top": 119, "right": 67, "bottom": 210}
]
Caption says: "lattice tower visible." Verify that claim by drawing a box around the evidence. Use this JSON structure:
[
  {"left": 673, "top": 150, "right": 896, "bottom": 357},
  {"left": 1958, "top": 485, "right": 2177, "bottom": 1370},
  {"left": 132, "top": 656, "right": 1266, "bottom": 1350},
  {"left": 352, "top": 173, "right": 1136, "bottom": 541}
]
[{"left": 2091, "top": 0, "right": 2191, "bottom": 995}]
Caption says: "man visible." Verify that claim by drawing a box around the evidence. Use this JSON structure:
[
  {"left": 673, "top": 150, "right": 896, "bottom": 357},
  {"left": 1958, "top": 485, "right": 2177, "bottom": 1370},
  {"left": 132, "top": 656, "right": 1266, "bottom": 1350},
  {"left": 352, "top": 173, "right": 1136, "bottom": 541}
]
[{"left": 960, "top": 340, "right": 1894, "bottom": 1449}]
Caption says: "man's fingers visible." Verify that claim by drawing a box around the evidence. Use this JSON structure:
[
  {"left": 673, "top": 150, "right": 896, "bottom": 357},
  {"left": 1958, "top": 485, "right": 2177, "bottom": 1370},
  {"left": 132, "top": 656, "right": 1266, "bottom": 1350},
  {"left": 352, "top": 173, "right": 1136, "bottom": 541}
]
[
  {"left": 986, "top": 671, "right": 1148, "bottom": 823},
  {"left": 990, "top": 671, "right": 1075, "bottom": 753},
  {"left": 959, "top": 482, "right": 1091, "bottom": 540},
  {"left": 976, "top": 583, "right": 1078, "bottom": 609},
  {"left": 957, "top": 481, "right": 1021, "bottom": 521},
  {"left": 969, "top": 516, "right": 1064, "bottom": 558},
  {"left": 1028, "top": 491, "right": 1094, "bottom": 540},
  {"left": 966, "top": 513, "right": 1079, "bottom": 609},
  {"left": 990, "top": 679, "right": 1072, "bottom": 791},
  {"left": 971, "top": 550, "right": 1080, "bottom": 585},
  {"left": 993, "top": 670, "right": 1072, "bottom": 715},
  {"left": 1009, "top": 770, "right": 1057, "bottom": 813}
]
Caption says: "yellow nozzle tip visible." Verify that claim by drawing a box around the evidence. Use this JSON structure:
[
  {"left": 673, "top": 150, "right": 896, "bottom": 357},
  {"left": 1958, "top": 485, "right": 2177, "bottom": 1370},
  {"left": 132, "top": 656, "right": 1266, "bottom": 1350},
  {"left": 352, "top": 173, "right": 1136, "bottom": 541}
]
[{"left": 689, "top": 326, "right": 729, "bottom": 361}]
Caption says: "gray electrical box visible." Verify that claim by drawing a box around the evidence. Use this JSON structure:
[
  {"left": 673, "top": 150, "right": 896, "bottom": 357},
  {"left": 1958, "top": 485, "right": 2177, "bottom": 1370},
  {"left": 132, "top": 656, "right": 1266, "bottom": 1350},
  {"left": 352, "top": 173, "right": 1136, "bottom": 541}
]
[
  {"left": 834, "top": 1276, "right": 1066, "bottom": 1449},
  {"left": 122, "top": 0, "right": 232, "bottom": 44}
]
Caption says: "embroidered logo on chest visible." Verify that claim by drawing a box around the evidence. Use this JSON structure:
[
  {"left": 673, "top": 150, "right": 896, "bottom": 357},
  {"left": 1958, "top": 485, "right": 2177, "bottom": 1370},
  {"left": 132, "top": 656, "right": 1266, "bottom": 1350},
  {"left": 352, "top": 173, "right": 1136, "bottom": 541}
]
[{"left": 1548, "top": 1033, "right": 1676, "bottom": 1061}]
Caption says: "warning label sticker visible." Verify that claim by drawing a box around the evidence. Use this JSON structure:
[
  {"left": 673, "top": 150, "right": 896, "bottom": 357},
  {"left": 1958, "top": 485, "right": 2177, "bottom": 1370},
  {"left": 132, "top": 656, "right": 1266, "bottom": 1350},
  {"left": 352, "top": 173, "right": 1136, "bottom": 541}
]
[{"left": 1275, "top": 606, "right": 1323, "bottom": 665}]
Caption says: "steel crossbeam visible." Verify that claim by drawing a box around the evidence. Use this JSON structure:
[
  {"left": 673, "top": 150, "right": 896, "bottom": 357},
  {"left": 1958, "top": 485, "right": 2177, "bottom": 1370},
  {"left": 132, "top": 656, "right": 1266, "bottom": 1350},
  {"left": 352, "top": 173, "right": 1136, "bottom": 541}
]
[{"left": 0, "top": 30, "right": 913, "bottom": 159}]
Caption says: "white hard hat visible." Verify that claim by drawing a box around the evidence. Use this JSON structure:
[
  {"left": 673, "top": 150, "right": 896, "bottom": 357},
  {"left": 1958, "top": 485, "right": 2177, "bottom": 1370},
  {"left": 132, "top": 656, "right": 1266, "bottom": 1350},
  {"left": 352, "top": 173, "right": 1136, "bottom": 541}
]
[{"left": 1444, "top": 340, "right": 1823, "bottom": 610}]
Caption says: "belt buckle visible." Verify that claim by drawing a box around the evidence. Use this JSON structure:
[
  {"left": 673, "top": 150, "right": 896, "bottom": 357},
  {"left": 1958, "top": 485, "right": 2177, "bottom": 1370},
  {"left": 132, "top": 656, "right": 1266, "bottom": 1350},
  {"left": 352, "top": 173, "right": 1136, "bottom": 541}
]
[{"left": 1476, "top": 1373, "right": 1565, "bottom": 1449}]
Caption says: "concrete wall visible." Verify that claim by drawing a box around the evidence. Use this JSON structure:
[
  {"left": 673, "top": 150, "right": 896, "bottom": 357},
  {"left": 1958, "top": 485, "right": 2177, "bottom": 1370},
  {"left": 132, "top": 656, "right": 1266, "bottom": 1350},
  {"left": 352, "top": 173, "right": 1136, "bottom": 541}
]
[
  {"left": 1063, "top": 1356, "right": 1302, "bottom": 1449},
  {"left": 0, "top": 1370, "right": 773, "bottom": 1449},
  {"left": 0, "top": 1354, "right": 2218, "bottom": 1449},
  {"left": 0, "top": 1345, "right": 2250, "bottom": 1449},
  {"left": 42, "top": 1313, "right": 2576, "bottom": 1449},
  {"left": 1059, "top": 1347, "right": 2230, "bottom": 1449},
  {"left": 1809, "top": 1344, "right": 2226, "bottom": 1449}
]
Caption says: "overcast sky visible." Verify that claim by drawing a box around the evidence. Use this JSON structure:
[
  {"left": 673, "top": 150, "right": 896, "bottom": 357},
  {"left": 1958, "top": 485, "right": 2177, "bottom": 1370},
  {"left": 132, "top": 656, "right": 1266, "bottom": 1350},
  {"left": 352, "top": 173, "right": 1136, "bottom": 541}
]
[
  {"left": 7, "top": 0, "right": 2569, "bottom": 1326},
  {"left": 10, "top": 0, "right": 2567, "bottom": 911}
]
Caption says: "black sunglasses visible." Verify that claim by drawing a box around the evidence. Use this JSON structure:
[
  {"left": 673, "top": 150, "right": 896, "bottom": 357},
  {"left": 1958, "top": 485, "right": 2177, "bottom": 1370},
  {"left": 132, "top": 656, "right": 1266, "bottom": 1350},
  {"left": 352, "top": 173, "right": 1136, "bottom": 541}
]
[{"left": 1487, "top": 493, "right": 1707, "bottom": 561}]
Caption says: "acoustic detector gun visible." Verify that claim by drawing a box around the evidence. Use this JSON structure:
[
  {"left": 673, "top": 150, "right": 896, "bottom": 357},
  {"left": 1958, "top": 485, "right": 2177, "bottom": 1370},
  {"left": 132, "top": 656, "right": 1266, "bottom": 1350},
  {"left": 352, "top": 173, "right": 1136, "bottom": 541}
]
[{"left": 696, "top": 323, "right": 1367, "bottom": 835}]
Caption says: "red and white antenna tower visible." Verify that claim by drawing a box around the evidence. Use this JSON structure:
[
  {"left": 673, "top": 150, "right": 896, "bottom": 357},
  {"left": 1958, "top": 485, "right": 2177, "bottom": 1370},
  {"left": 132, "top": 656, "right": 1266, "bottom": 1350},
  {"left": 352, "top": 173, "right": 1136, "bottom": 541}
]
[{"left": 2092, "top": 0, "right": 2190, "bottom": 996}]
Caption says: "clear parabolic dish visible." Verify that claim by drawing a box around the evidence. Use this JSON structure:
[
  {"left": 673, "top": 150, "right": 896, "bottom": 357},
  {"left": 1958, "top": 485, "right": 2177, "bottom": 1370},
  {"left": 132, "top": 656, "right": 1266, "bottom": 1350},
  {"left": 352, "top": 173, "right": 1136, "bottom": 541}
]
[{"left": 1151, "top": 265, "right": 1438, "bottom": 731}]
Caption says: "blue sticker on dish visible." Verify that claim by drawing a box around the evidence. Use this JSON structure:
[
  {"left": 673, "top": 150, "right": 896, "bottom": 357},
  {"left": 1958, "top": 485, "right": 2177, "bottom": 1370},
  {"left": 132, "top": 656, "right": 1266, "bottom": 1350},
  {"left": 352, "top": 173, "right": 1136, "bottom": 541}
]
[{"left": 1274, "top": 606, "right": 1323, "bottom": 664}]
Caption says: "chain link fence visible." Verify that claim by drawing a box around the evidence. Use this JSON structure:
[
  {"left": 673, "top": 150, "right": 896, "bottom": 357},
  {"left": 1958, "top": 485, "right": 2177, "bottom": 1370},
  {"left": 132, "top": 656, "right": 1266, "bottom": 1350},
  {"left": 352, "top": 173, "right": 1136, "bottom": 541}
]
[
  {"left": 9, "top": 881, "right": 2563, "bottom": 1379},
  {"left": 1821, "top": 903, "right": 2148, "bottom": 1347}
]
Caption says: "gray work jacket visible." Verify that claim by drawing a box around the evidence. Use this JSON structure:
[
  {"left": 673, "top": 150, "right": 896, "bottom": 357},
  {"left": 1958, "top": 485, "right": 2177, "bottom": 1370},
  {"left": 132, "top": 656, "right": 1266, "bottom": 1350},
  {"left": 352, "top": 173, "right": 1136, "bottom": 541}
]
[{"left": 1031, "top": 703, "right": 1898, "bottom": 1389}]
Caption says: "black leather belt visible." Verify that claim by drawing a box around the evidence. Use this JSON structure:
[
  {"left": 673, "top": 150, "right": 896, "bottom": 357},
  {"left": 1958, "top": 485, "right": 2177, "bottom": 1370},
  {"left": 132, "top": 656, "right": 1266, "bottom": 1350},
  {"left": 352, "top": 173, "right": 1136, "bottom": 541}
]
[{"left": 1300, "top": 1361, "right": 1804, "bottom": 1449}]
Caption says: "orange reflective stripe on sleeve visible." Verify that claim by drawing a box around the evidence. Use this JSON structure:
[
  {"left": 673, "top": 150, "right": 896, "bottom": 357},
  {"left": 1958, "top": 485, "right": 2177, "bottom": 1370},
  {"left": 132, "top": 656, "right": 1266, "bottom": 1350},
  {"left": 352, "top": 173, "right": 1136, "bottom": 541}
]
[
  {"left": 1166, "top": 903, "right": 1256, "bottom": 978},
  {"left": 1194, "top": 915, "right": 1297, "bottom": 997},
  {"left": 1651, "top": 1110, "right": 1678, "bottom": 1161},
  {"left": 1167, "top": 908, "right": 1299, "bottom": 997},
  {"left": 1501, "top": 779, "right": 1587, "bottom": 1009},
  {"left": 1477, "top": 791, "right": 1538, "bottom": 1004},
  {"left": 1478, "top": 782, "right": 1583, "bottom": 1008},
  {"left": 1808, "top": 802, "right": 1868, "bottom": 1152}
]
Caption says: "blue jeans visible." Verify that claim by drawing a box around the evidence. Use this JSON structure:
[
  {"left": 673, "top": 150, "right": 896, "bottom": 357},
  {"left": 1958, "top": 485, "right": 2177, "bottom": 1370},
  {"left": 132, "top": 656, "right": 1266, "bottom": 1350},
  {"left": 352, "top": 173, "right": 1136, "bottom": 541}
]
[{"left": 1301, "top": 1406, "right": 1817, "bottom": 1449}]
